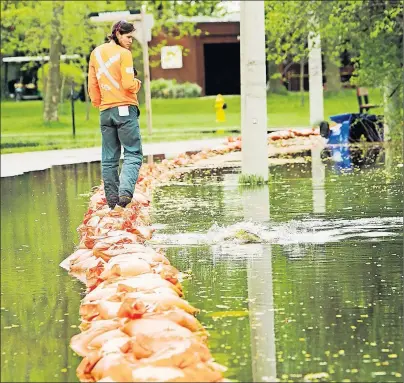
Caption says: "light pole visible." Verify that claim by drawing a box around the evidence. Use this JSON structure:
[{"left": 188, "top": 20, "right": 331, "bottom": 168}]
[{"left": 240, "top": 1, "right": 269, "bottom": 182}]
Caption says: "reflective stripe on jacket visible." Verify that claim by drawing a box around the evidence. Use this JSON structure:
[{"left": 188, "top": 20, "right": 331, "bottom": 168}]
[{"left": 88, "top": 41, "right": 141, "bottom": 111}]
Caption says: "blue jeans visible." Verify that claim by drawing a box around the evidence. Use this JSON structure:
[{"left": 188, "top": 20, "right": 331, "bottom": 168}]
[{"left": 100, "top": 105, "right": 143, "bottom": 207}]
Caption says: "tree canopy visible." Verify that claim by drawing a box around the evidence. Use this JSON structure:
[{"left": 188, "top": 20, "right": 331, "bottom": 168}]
[
  {"left": 264, "top": 0, "right": 403, "bottom": 138},
  {"left": 1, "top": 0, "right": 402, "bottom": 135}
]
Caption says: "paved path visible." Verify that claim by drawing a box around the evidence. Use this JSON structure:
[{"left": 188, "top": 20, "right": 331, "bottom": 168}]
[{"left": 1, "top": 138, "right": 226, "bottom": 178}]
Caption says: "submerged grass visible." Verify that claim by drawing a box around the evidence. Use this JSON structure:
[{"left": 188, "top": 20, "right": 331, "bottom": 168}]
[{"left": 238, "top": 174, "right": 268, "bottom": 186}]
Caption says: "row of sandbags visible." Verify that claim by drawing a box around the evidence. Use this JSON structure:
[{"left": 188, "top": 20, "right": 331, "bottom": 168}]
[
  {"left": 61, "top": 130, "right": 313, "bottom": 382},
  {"left": 267, "top": 127, "right": 320, "bottom": 142},
  {"left": 60, "top": 139, "right": 250, "bottom": 382}
]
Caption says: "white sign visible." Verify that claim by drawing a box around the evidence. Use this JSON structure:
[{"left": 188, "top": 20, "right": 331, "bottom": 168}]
[{"left": 161, "top": 46, "right": 183, "bottom": 69}]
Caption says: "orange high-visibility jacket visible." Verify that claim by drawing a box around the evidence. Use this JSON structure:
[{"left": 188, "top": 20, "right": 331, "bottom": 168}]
[{"left": 88, "top": 41, "right": 141, "bottom": 111}]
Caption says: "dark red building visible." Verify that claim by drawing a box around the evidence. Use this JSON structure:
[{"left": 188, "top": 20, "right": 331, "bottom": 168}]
[
  {"left": 148, "top": 14, "right": 353, "bottom": 95},
  {"left": 149, "top": 15, "right": 241, "bottom": 96}
]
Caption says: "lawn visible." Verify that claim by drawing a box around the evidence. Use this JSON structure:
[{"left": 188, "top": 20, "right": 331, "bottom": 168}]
[{"left": 0, "top": 89, "right": 384, "bottom": 154}]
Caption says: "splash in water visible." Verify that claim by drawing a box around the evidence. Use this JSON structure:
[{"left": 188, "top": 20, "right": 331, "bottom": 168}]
[{"left": 149, "top": 216, "right": 403, "bottom": 246}]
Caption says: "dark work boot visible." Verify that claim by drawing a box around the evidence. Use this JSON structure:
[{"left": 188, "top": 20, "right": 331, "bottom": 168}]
[
  {"left": 108, "top": 196, "right": 119, "bottom": 209},
  {"left": 117, "top": 195, "right": 132, "bottom": 208}
]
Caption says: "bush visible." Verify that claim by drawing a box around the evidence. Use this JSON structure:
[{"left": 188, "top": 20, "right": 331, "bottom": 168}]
[
  {"left": 150, "top": 78, "right": 201, "bottom": 99},
  {"left": 38, "top": 62, "right": 84, "bottom": 100}
]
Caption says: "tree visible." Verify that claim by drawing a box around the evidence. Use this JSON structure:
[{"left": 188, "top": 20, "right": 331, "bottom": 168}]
[
  {"left": 1, "top": 1, "right": 123, "bottom": 122},
  {"left": 1, "top": 0, "right": 225, "bottom": 122},
  {"left": 264, "top": 1, "right": 342, "bottom": 94},
  {"left": 319, "top": 0, "right": 403, "bottom": 139},
  {"left": 264, "top": 0, "right": 403, "bottom": 140},
  {"left": 43, "top": 1, "right": 63, "bottom": 122}
]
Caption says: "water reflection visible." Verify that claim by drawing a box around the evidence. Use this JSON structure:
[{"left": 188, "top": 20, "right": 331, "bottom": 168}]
[
  {"left": 1, "top": 143, "right": 402, "bottom": 383},
  {"left": 311, "top": 146, "right": 326, "bottom": 214},
  {"left": 242, "top": 185, "right": 277, "bottom": 382},
  {"left": 321, "top": 143, "right": 384, "bottom": 174},
  {"left": 1, "top": 163, "right": 101, "bottom": 383}
]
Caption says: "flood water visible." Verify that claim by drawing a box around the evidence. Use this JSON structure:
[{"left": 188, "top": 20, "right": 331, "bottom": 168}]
[{"left": 1, "top": 144, "right": 403, "bottom": 382}]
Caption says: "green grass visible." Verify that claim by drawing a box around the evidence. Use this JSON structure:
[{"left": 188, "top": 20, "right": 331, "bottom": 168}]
[
  {"left": 0, "top": 89, "right": 384, "bottom": 154},
  {"left": 238, "top": 174, "right": 267, "bottom": 186}
]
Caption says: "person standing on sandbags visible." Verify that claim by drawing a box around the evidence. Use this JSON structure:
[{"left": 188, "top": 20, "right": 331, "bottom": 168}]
[{"left": 88, "top": 20, "right": 142, "bottom": 209}]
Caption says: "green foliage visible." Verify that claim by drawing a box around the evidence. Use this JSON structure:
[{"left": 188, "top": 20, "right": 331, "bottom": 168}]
[
  {"left": 264, "top": 0, "right": 403, "bottom": 139},
  {"left": 37, "top": 62, "right": 84, "bottom": 97},
  {"left": 0, "top": 0, "right": 227, "bottom": 61},
  {"left": 150, "top": 78, "right": 202, "bottom": 98},
  {"left": 1, "top": 0, "right": 226, "bottom": 121}
]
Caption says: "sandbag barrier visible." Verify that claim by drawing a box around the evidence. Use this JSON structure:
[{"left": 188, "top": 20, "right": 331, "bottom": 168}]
[
  {"left": 59, "top": 137, "right": 248, "bottom": 383},
  {"left": 60, "top": 130, "right": 317, "bottom": 382},
  {"left": 267, "top": 127, "right": 319, "bottom": 142}
]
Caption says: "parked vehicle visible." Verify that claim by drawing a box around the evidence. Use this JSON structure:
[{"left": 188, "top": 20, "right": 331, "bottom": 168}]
[{"left": 10, "top": 76, "right": 42, "bottom": 101}]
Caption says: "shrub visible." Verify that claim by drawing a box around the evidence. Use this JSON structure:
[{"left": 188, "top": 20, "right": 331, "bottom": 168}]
[
  {"left": 38, "top": 62, "right": 84, "bottom": 100},
  {"left": 150, "top": 78, "right": 201, "bottom": 98}
]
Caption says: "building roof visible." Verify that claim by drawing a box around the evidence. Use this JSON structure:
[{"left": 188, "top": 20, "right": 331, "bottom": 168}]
[
  {"left": 2, "top": 54, "right": 80, "bottom": 63},
  {"left": 173, "top": 1, "right": 240, "bottom": 23},
  {"left": 174, "top": 12, "right": 240, "bottom": 24}
]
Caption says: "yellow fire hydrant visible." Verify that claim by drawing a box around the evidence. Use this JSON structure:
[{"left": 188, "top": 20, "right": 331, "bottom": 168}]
[{"left": 214, "top": 94, "right": 226, "bottom": 122}]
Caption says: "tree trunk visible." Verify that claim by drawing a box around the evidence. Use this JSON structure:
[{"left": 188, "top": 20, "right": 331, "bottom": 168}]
[
  {"left": 383, "top": 75, "right": 402, "bottom": 141},
  {"left": 59, "top": 75, "right": 66, "bottom": 113},
  {"left": 324, "top": 52, "right": 341, "bottom": 92},
  {"left": 300, "top": 57, "right": 305, "bottom": 106},
  {"left": 267, "top": 60, "right": 283, "bottom": 93},
  {"left": 43, "top": 1, "right": 63, "bottom": 122}
]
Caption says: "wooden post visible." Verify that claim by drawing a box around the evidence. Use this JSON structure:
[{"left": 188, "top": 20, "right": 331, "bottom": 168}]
[
  {"left": 84, "top": 74, "right": 90, "bottom": 121},
  {"left": 141, "top": 6, "right": 152, "bottom": 137}
]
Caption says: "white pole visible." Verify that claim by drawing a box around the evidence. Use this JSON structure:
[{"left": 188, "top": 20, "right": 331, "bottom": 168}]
[
  {"left": 308, "top": 26, "right": 324, "bottom": 126},
  {"left": 141, "top": 6, "right": 152, "bottom": 137},
  {"left": 240, "top": 1, "right": 268, "bottom": 182}
]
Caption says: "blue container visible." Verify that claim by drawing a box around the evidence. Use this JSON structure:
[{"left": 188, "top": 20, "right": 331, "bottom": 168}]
[
  {"left": 329, "top": 113, "right": 352, "bottom": 124},
  {"left": 327, "top": 113, "right": 352, "bottom": 145}
]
